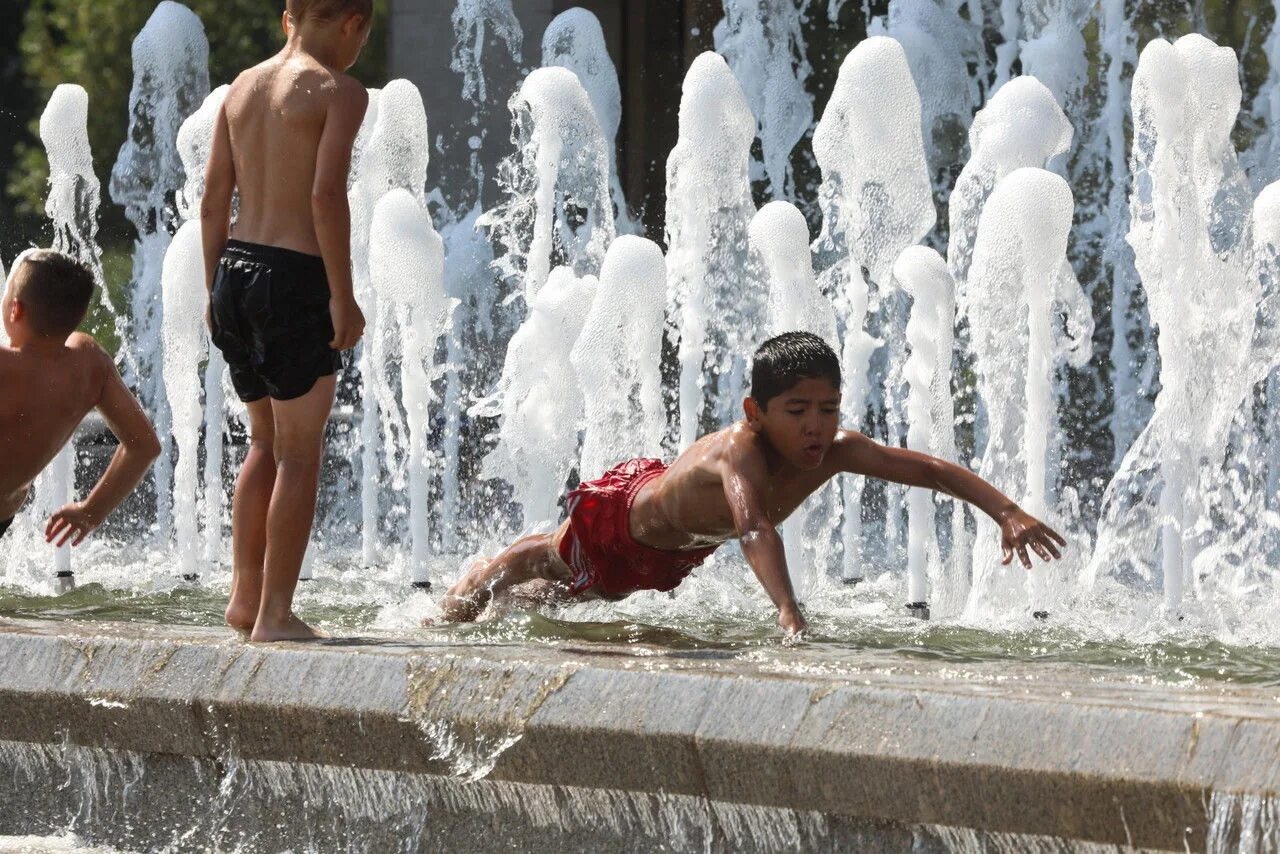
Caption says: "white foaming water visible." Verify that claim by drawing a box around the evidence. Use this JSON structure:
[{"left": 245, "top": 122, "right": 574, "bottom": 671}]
[
  {"left": 175, "top": 85, "right": 230, "bottom": 568},
  {"left": 31, "top": 84, "right": 113, "bottom": 579},
  {"left": 570, "top": 235, "right": 666, "bottom": 482},
  {"left": 347, "top": 87, "right": 386, "bottom": 566},
  {"left": 1090, "top": 35, "right": 1258, "bottom": 613},
  {"left": 870, "top": 0, "right": 981, "bottom": 167},
  {"left": 486, "top": 67, "right": 615, "bottom": 303},
  {"left": 895, "top": 246, "right": 959, "bottom": 610},
  {"left": 964, "top": 168, "right": 1092, "bottom": 616},
  {"left": 354, "top": 81, "right": 430, "bottom": 556},
  {"left": 751, "top": 200, "right": 838, "bottom": 596},
  {"left": 352, "top": 87, "right": 384, "bottom": 549},
  {"left": 109, "top": 1, "right": 210, "bottom": 539},
  {"left": 665, "top": 52, "right": 759, "bottom": 451},
  {"left": 159, "top": 222, "right": 206, "bottom": 580},
  {"left": 947, "top": 76, "right": 1073, "bottom": 296},
  {"left": 1099, "top": 0, "right": 1145, "bottom": 466},
  {"left": 542, "top": 8, "right": 636, "bottom": 234},
  {"left": 813, "top": 35, "right": 934, "bottom": 577},
  {"left": 479, "top": 267, "right": 596, "bottom": 532},
  {"left": 451, "top": 0, "right": 523, "bottom": 105},
  {"left": 752, "top": 201, "right": 838, "bottom": 349},
  {"left": 1252, "top": 184, "right": 1280, "bottom": 511},
  {"left": 369, "top": 189, "right": 455, "bottom": 585},
  {"left": 713, "top": 0, "right": 813, "bottom": 197},
  {"left": 1016, "top": 0, "right": 1092, "bottom": 110}
]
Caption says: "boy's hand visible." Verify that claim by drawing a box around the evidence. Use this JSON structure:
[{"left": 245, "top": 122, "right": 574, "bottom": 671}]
[
  {"left": 999, "top": 508, "right": 1066, "bottom": 569},
  {"left": 329, "top": 296, "right": 366, "bottom": 351},
  {"left": 46, "top": 502, "right": 100, "bottom": 548},
  {"left": 778, "top": 605, "right": 808, "bottom": 639}
]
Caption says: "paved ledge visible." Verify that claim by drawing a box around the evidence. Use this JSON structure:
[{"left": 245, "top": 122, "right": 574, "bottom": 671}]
[{"left": 0, "top": 618, "right": 1276, "bottom": 852}]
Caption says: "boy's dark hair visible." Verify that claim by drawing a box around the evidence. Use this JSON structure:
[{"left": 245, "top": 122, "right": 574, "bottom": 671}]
[
  {"left": 751, "top": 332, "right": 842, "bottom": 408},
  {"left": 11, "top": 249, "right": 95, "bottom": 339},
  {"left": 287, "top": 0, "right": 373, "bottom": 23}
]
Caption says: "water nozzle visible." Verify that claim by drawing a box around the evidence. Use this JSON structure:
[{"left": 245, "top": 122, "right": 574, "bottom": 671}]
[{"left": 906, "top": 601, "right": 930, "bottom": 620}]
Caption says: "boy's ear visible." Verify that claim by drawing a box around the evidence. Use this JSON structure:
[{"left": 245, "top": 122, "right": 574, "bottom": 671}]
[
  {"left": 743, "top": 396, "right": 763, "bottom": 431},
  {"left": 282, "top": 10, "right": 292, "bottom": 37},
  {"left": 344, "top": 14, "right": 368, "bottom": 36}
]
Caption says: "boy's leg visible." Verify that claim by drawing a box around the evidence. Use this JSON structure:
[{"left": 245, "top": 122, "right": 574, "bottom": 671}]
[
  {"left": 250, "top": 376, "right": 336, "bottom": 642},
  {"left": 437, "top": 521, "right": 573, "bottom": 623},
  {"left": 225, "top": 399, "right": 275, "bottom": 632}
]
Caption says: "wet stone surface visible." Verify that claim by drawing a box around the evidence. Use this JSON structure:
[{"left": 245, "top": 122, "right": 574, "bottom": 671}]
[{"left": 0, "top": 617, "right": 1277, "bottom": 852}]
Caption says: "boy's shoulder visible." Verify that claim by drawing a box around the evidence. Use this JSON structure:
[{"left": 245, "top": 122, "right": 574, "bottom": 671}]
[{"left": 65, "top": 332, "right": 112, "bottom": 378}]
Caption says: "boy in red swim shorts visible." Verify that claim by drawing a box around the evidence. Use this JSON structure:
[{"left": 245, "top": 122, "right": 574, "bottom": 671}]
[{"left": 438, "top": 332, "right": 1066, "bottom": 636}]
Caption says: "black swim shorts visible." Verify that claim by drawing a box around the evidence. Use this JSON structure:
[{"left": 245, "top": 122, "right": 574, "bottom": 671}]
[
  {"left": 0, "top": 517, "right": 12, "bottom": 539},
  {"left": 209, "top": 239, "right": 343, "bottom": 402}
]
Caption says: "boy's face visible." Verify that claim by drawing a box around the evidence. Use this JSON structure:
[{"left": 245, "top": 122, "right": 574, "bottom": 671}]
[{"left": 746, "top": 377, "right": 842, "bottom": 470}]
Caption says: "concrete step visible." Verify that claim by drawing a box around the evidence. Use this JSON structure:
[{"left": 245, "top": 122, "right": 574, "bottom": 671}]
[{"left": 0, "top": 617, "right": 1274, "bottom": 852}]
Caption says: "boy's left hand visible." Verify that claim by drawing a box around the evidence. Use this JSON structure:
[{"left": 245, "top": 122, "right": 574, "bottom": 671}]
[
  {"left": 46, "top": 502, "right": 100, "bottom": 547},
  {"left": 999, "top": 508, "right": 1066, "bottom": 569}
]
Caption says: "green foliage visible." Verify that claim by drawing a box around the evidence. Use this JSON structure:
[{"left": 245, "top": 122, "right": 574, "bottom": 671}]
[{"left": 4, "top": 0, "right": 389, "bottom": 257}]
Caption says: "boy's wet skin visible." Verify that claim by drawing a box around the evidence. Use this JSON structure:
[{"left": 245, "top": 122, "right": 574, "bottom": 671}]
[
  {"left": 438, "top": 334, "right": 1066, "bottom": 638},
  {"left": 0, "top": 252, "right": 161, "bottom": 545},
  {"left": 204, "top": 0, "right": 371, "bottom": 643}
]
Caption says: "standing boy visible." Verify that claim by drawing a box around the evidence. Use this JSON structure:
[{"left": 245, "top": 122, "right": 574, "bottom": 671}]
[
  {"left": 437, "top": 332, "right": 1066, "bottom": 635},
  {"left": 203, "top": 0, "right": 371, "bottom": 641},
  {"left": 0, "top": 250, "right": 161, "bottom": 546}
]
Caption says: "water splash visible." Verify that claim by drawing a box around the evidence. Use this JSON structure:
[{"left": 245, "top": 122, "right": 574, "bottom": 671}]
[
  {"left": 451, "top": 0, "right": 523, "bottom": 106},
  {"left": 964, "top": 168, "right": 1092, "bottom": 616},
  {"left": 109, "top": 1, "right": 210, "bottom": 539},
  {"left": 484, "top": 66, "right": 615, "bottom": 303},
  {"left": 541, "top": 7, "right": 636, "bottom": 234},
  {"left": 369, "top": 189, "right": 455, "bottom": 586},
  {"left": 478, "top": 267, "right": 596, "bottom": 532},
  {"left": 571, "top": 235, "right": 666, "bottom": 482},
  {"left": 174, "top": 85, "right": 231, "bottom": 570},
  {"left": 714, "top": 0, "right": 813, "bottom": 198},
  {"left": 665, "top": 52, "right": 759, "bottom": 452}
]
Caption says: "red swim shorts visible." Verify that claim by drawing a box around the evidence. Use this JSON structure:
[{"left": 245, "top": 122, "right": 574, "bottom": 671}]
[{"left": 558, "top": 458, "right": 719, "bottom": 598}]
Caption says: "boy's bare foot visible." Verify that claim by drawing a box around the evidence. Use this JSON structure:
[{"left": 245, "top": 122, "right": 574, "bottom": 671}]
[
  {"left": 225, "top": 602, "right": 258, "bottom": 634},
  {"left": 249, "top": 612, "right": 323, "bottom": 643}
]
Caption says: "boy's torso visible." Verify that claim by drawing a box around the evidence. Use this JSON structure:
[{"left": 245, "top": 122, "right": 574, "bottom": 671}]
[
  {"left": 0, "top": 338, "right": 102, "bottom": 515},
  {"left": 223, "top": 51, "right": 348, "bottom": 256},
  {"left": 627, "top": 425, "right": 848, "bottom": 552}
]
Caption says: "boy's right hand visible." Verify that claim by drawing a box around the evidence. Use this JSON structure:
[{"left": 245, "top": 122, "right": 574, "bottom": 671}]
[{"left": 330, "top": 296, "right": 366, "bottom": 351}]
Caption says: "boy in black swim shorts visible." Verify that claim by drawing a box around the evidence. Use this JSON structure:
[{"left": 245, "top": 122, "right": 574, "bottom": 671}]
[
  {"left": 209, "top": 241, "right": 343, "bottom": 402},
  {"left": 202, "top": 0, "right": 372, "bottom": 642}
]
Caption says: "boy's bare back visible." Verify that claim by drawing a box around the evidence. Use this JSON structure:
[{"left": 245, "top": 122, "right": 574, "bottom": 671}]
[
  {"left": 222, "top": 55, "right": 364, "bottom": 255},
  {"left": 0, "top": 336, "right": 148, "bottom": 519}
]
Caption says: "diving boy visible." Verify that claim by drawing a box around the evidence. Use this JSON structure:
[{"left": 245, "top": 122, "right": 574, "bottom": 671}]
[
  {"left": 438, "top": 332, "right": 1066, "bottom": 635},
  {"left": 202, "top": 0, "right": 371, "bottom": 641},
  {"left": 0, "top": 250, "right": 161, "bottom": 546}
]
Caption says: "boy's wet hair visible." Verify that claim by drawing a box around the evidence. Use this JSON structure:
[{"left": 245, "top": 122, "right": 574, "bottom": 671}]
[
  {"left": 287, "top": 0, "right": 373, "bottom": 24},
  {"left": 9, "top": 249, "right": 95, "bottom": 339},
  {"left": 751, "top": 332, "right": 842, "bottom": 408}
]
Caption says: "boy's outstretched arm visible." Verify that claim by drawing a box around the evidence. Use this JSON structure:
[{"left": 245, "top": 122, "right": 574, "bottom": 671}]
[
  {"left": 723, "top": 434, "right": 807, "bottom": 637},
  {"left": 46, "top": 341, "right": 161, "bottom": 546},
  {"left": 312, "top": 80, "right": 369, "bottom": 352},
  {"left": 201, "top": 101, "right": 236, "bottom": 308},
  {"left": 833, "top": 431, "right": 1066, "bottom": 570}
]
